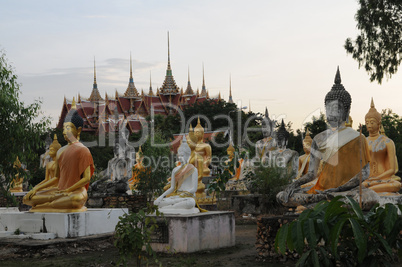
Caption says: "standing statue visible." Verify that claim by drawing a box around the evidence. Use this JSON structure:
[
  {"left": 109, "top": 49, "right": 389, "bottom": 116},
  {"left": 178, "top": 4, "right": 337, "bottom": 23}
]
[
  {"left": 39, "top": 135, "right": 53, "bottom": 168},
  {"left": 256, "top": 107, "right": 277, "bottom": 161},
  {"left": 23, "top": 98, "right": 94, "bottom": 212},
  {"left": 36, "top": 134, "right": 62, "bottom": 188},
  {"left": 154, "top": 136, "right": 207, "bottom": 214},
  {"left": 276, "top": 67, "right": 375, "bottom": 209},
  {"left": 187, "top": 119, "right": 212, "bottom": 199},
  {"left": 295, "top": 130, "right": 313, "bottom": 179},
  {"left": 270, "top": 119, "right": 298, "bottom": 176},
  {"left": 362, "top": 98, "right": 401, "bottom": 194},
  {"left": 128, "top": 146, "right": 145, "bottom": 190}
]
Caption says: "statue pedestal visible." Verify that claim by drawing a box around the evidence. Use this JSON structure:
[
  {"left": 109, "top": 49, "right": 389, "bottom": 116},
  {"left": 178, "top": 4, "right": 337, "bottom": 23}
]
[
  {"left": 0, "top": 208, "right": 127, "bottom": 239},
  {"left": 149, "top": 211, "right": 235, "bottom": 253}
]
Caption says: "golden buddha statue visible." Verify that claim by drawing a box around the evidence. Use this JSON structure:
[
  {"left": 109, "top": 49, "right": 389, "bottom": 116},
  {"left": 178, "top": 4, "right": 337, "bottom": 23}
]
[
  {"left": 362, "top": 98, "right": 401, "bottom": 194},
  {"left": 295, "top": 130, "right": 312, "bottom": 179},
  {"left": 128, "top": 146, "right": 144, "bottom": 190},
  {"left": 226, "top": 143, "right": 244, "bottom": 181},
  {"left": 36, "top": 134, "right": 62, "bottom": 188},
  {"left": 10, "top": 157, "right": 24, "bottom": 193},
  {"left": 187, "top": 119, "right": 212, "bottom": 199},
  {"left": 23, "top": 98, "right": 95, "bottom": 212}
]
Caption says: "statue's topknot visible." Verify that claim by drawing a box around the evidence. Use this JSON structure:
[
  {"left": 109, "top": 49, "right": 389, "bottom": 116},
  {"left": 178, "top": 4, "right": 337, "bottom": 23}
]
[{"left": 324, "top": 67, "right": 352, "bottom": 114}]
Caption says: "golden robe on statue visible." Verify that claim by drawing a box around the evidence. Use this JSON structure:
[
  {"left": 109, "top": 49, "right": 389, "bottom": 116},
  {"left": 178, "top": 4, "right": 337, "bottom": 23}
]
[{"left": 307, "top": 128, "right": 370, "bottom": 194}]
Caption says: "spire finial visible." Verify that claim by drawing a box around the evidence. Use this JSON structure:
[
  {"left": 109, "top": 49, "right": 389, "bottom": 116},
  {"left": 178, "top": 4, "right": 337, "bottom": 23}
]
[
  {"left": 167, "top": 31, "right": 171, "bottom": 71},
  {"left": 265, "top": 107, "right": 269, "bottom": 118},
  {"left": 202, "top": 63, "right": 205, "bottom": 87},
  {"left": 72, "top": 97, "right": 77, "bottom": 110},
  {"left": 370, "top": 97, "right": 375, "bottom": 108},
  {"left": 130, "top": 52, "right": 133, "bottom": 79},
  {"left": 334, "top": 66, "right": 341, "bottom": 84},
  {"left": 188, "top": 65, "right": 190, "bottom": 82},
  {"left": 228, "top": 74, "right": 233, "bottom": 103},
  {"left": 94, "top": 57, "right": 97, "bottom": 85}
]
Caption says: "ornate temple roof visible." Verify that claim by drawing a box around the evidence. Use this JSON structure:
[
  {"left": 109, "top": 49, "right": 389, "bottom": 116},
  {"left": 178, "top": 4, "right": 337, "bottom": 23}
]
[
  {"left": 123, "top": 53, "right": 139, "bottom": 98},
  {"left": 184, "top": 67, "right": 194, "bottom": 95},
  {"left": 160, "top": 32, "right": 180, "bottom": 95},
  {"left": 88, "top": 58, "right": 104, "bottom": 102}
]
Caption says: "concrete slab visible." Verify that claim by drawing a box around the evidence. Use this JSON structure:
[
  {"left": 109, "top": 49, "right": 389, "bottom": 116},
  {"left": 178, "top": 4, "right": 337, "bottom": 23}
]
[
  {"left": 150, "top": 211, "right": 235, "bottom": 253},
  {"left": 0, "top": 208, "right": 127, "bottom": 238}
]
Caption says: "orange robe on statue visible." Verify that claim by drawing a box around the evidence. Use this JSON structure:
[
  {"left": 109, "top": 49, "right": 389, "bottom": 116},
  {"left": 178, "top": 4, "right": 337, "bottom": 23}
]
[{"left": 58, "top": 142, "right": 94, "bottom": 190}]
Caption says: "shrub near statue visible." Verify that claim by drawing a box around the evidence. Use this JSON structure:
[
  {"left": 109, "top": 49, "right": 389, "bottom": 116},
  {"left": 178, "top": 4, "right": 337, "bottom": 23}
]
[{"left": 23, "top": 99, "right": 94, "bottom": 212}]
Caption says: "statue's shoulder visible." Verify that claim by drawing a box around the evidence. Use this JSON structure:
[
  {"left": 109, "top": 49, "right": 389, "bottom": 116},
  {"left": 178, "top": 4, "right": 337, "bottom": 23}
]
[{"left": 313, "top": 129, "right": 331, "bottom": 143}]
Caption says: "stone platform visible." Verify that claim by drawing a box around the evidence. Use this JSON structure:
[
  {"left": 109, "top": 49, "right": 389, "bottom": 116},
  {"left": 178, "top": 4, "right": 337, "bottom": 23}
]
[
  {"left": 149, "top": 211, "right": 235, "bottom": 253},
  {"left": 0, "top": 208, "right": 127, "bottom": 239}
]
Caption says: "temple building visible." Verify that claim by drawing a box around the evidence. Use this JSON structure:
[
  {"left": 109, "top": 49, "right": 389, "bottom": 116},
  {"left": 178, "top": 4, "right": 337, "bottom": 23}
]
[{"left": 56, "top": 34, "right": 233, "bottom": 135}]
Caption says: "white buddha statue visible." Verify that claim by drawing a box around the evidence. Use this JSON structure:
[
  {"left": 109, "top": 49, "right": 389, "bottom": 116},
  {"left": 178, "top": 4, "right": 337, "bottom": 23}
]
[{"left": 154, "top": 135, "right": 207, "bottom": 214}]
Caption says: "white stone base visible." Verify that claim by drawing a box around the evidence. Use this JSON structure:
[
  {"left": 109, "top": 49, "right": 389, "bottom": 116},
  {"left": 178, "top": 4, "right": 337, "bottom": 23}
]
[
  {"left": 150, "top": 211, "right": 235, "bottom": 253},
  {"left": 0, "top": 208, "right": 127, "bottom": 238}
]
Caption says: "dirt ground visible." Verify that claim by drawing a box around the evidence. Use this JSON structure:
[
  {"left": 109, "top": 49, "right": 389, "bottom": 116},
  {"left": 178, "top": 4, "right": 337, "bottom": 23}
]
[{"left": 0, "top": 222, "right": 294, "bottom": 267}]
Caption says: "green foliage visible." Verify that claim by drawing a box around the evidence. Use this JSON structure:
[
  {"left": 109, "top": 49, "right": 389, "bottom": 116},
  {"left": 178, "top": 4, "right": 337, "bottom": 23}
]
[
  {"left": 345, "top": 0, "right": 402, "bottom": 84},
  {"left": 303, "top": 113, "right": 328, "bottom": 139},
  {"left": 114, "top": 204, "right": 162, "bottom": 267},
  {"left": 207, "top": 149, "right": 239, "bottom": 195},
  {"left": 134, "top": 130, "right": 173, "bottom": 202},
  {"left": 380, "top": 109, "right": 402, "bottom": 171},
  {"left": 275, "top": 196, "right": 402, "bottom": 266},
  {"left": 0, "top": 50, "right": 49, "bottom": 195},
  {"left": 248, "top": 164, "right": 292, "bottom": 207}
]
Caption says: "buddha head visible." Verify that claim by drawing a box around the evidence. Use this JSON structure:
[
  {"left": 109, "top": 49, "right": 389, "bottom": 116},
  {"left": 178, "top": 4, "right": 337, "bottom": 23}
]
[
  {"left": 261, "top": 107, "right": 274, "bottom": 138},
  {"left": 227, "top": 143, "right": 235, "bottom": 160},
  {"left": 136, "top": 146, "right": 144, "bottom": 164},
  {"left": 276, "top": 119, "right": 289, "bottom": 150},
  {"left": 324, "top": 67, "right": 351, "bottom": 128},
  {"left": 194, "top": 117, "right": 204, "bottom": 142},
  {"left": 63, "top": 98, "right": 83, "bottom": 143},
  {"left": 49, "top": 134, "right": 61, "bottom": 158},
  {"left": 302, "top": 130, "right": 313, "bottom": 155},
  {"left": 177, "top": 136, "right": 191, "bottom": 164},
  {"left": 365, "top": 98, "right": 381, "bottom": 135}
]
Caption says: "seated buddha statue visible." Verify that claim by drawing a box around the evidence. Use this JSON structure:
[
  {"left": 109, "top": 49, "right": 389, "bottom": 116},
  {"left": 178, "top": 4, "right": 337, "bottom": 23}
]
[
  {"left": 270, "top": 119, "right": 298, "bottom": 176},
  {"left": 255, "top": 107, "right": 277, "bottom": 161},
  {"left": 277, "top": 67, "right": 375, "bottom": 209},
  {"left": 23, "top": 98, "right": 94, "bottom": 212},
  {"left": 154, "top": 138, "right": 207, "bottom": 214},
  {"left": 36, "top": 134, "right": 62, "bottom": 188},
  {"left": 362, "top": 98, "right": 401, "bottom": 194},
  {"left": 10, "top": 157, "right": 24, "bottom": 193},
  {"left": 128, "top": 146, "right": 145, "bottom": 190},
  {"left": 295, "top": 130, "right": 312, "bottom": 179}
]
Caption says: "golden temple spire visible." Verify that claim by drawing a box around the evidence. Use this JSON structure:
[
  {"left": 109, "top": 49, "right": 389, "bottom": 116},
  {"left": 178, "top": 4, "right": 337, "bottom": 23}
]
[
  {"left": 124, "top": 53, "right": 139, "bottom": 97},
  {"left": 94, "top": 57, "right": 97, "bottom": 85},
  {"left": 200, "top": 63, "right": 207, "bottom": 97},
  {"left": 88, "top": 57, "right": 103, "bottom": 102},
  {"left": 130, "top": 52, "right": 133, "bottom": 80},
  {"left": 218, "top": 91, "right": 221, "bottom": 101},
  {"left": 228, "top": 74, "right": 233, "bottom": 103},
  {"left": 167, "top": 31, "right": 171, "bottom": 71},
  {"left": 149, "top": 71, "right": 154, "bottom": 96},
  {"left": 71, "top": 97, "right": 77, "bottom": 110}
]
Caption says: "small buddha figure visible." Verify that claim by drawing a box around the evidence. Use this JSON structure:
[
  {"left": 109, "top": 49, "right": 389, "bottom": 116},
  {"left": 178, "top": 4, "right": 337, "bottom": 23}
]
[
  {"left": 36, "top": 134, "right": 62, "bottom": 188},
  {"left": 295, "top": 130, "right": 313, "bottom": 179},
  {"left": 270, "top": 120, "right": 298, "bottom": 176},
  {"left": 277, "top": 67, "right": 375, "bottom": 209},
  {"left": 10, "top": 157, "right": 24, "bottom": 193},
  {"left": 23, "top": 98, "right": 94, "bottom": 212},
  {"left": 256, "top": 107, "right": 277, "bottom": 161},
  {"left": 128, "top": 146, "right": 145, "bottom": 190},
  {"left": 362, "top": 98, "right": 401, "bottom": 194},
  {"left": 225, "top": 143, "right": 248, "bottom": 191},
  {"left": 107, "top": 129, "right": 134, "bottom": 182},
  {"left": 193, "top": 118, "right": 212, "bottom": 177},
  {"left": 154, "top": 138, "right": 206, "bottom": 214},
  {"left": 345, "top": 115, "right": 353, "bottom": 128}
]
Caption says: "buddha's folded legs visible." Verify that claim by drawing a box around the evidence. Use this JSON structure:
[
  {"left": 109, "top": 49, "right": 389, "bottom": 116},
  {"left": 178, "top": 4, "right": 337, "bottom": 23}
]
[
  {"left": 30, "top": 187, "right": 87, "bottom": 211},
  {"left": 159, "top": 197, "right": 196, "bottom": 209},
  {"left": 363, "top": 180, "right": 402, "bottom": 193}
]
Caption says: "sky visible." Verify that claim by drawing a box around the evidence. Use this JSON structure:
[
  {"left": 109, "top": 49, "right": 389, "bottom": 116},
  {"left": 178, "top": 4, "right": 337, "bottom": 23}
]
[{"left": 1, "top": 0, "right": 401, "bottom": 132}]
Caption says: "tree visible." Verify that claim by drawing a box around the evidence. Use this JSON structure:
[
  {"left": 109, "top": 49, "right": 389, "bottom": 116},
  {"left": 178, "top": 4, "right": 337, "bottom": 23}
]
[
  {"left": 0, "top": 50, "right": 49, "bottom": 194},
  {"left": 345, "top": 0, "right": 402, "bottom": 84}
]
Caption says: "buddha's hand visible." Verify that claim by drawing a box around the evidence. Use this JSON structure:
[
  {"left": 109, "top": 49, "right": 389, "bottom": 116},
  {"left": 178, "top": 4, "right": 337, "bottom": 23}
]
[
  {"left": 283, "top": 183, "right": 297, "bottom": 202},
  {"left": 26, "top": 189, "right": 37, "bottom": 200}
]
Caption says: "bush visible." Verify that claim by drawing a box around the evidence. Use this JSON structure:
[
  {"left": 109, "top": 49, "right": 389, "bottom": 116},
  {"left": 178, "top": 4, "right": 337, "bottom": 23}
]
[
  {"left": 114, "top": 204, "right": 162, "bottom": 267},
  {"left": 275, "top": 196, "right": 402, "bottom": 266},
  {"left": 247, "top": 164, "right": 292, "bottom": 207}
]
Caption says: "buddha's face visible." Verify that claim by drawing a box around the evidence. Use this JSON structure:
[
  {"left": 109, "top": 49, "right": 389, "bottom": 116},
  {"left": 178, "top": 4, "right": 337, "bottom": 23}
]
[
  {"left": 365, "top": 117, "right": 380, "bottom": 134},
  {"left": 262, "top": 122, "right": 271, "bottom": 138},
  {"left": 278, "top": 138, "right": 287, "bottom": 150},
  {"left": 49, "top": 146, "right": 57, "bottom": 158},
  {"left": 326, "top": 100, "right": 346, "bottom": 128},
  {"left": 194, "top": 129, "right": 203, "bottom": 140},
  {"left": 63, "top": 122, "right": 79, "bottom": 143},
  {"left": 303, "top": 141, "right": 312, "bottom": 154},
  {"left": 177, "top": 150, "right": 188, "bottom": 164}
]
